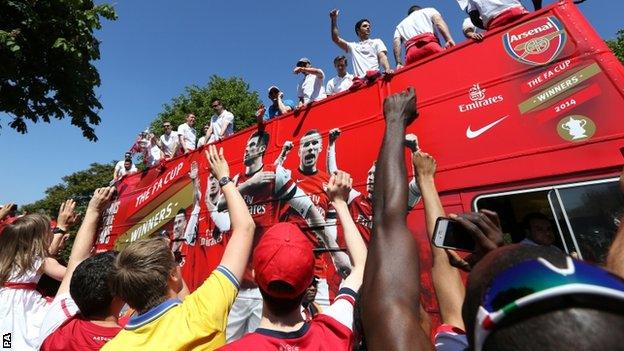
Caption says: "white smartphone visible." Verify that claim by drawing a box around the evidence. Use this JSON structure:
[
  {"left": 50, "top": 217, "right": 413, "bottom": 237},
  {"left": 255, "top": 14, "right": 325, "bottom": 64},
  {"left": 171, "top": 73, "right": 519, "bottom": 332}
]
[{"left": 432, "top": 217, "right": 476, "bottom": 252}]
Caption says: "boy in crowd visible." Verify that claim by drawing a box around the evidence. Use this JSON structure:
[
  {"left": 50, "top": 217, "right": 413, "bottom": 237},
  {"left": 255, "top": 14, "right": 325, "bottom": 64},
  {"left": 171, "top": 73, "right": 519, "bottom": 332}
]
[
  {"left": 102, "top": 145, "right": 256, "bottom": 350},
  {"left": 219, "top": 170, "right": 367, "bottom": 350},
  {"left": 38, "top": 187, "right": 122, "bottom": 350}
]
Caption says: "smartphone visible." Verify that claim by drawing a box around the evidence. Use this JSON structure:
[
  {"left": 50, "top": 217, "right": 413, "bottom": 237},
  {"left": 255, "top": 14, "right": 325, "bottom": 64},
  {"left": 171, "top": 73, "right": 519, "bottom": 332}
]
[{"left": 432, "top": 217, "right": 476, "bottom": 252}]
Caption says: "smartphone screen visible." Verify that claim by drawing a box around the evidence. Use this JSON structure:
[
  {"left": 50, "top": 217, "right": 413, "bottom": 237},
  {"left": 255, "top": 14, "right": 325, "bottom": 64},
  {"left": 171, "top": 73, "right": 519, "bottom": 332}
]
[{"left": 433, "top": 217, "right": 476, "bottom": 252}]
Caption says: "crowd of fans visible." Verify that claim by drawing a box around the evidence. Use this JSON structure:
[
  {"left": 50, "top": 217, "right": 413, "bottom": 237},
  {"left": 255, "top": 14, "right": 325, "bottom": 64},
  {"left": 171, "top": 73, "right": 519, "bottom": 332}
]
[
  {"left": 5, "top": 2, "right": 621, "bottom": 351},
  {"left": 112, "top": 0, "right": 546, "bottom": 180}
]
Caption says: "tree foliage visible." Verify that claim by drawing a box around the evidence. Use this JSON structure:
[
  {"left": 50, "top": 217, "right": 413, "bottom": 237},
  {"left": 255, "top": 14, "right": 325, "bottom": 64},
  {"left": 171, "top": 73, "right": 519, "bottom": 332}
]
[
  {"left": 150, "top": 75, "right": 261, "bottom": 137},
  {"left": 606, "top": 29, "right": 624, "bottom": 64},
  {"left": 0, "top": 0, "right": 117, "bottom": 141},
  {"left": 21, "top": 162, "right": 115, "bottom": 259}
]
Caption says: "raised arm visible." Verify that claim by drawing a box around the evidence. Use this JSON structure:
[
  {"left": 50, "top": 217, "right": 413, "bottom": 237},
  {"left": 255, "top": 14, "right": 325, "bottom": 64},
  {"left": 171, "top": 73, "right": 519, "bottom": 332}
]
[
  {"left": 327, "top": 171, "right": 367, "bottom": 290},
  {"left": 206, "top": 145, "right": 255, "bottom": 283},
  {"left": 57, "top": 187, "right": 114, "bottom": 296},
  {"left": 326, "top": 128, "right": 341, "bottom": 173},
  {"left": 414, "top": 151, "right": 465, "bottom": 329},
  {"left": 360, "top": 87, "right": 432, "bottom": 351},
  {"left": 432, "top": 13, "right": 455, "bottom": 48},
  {"left": 50, "top": 199, "right": 79, "bottom": 257},
  {"left": 330, "top": 9, "right": 349, "bottom": 52},
  {"left": 274, "top": 141, "right": 293, "bottom": 167}
]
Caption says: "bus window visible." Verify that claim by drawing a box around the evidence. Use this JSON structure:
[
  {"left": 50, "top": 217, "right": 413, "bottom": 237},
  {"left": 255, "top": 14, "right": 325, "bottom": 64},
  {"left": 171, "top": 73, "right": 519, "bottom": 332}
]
[
  {"left": 551, "top": 180, "right": 624, "bottom": 265},
  {"left": 475, "top": 190, "right": 567, "bottom": 252}
]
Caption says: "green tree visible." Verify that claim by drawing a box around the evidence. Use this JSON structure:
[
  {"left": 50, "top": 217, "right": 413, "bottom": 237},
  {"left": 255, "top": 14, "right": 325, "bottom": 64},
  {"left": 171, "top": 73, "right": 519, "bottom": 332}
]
[
  {"left": 0, "top": 0, "right": 117, "bottom": 141},
  {"left": 150, "top": 75, "right": 261, "bottom": 137},
  {"left": 606, "top": 29, "right": 624, "bottom": 64},
  {"left": 22, "top": 162, "right": 115, "bottom": 260}
]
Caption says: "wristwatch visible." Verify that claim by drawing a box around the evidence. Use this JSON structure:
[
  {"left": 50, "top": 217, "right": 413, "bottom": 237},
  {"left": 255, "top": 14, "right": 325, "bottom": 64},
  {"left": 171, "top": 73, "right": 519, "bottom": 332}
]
[
  {"left": 52, "top": 227, "right": 67, "bottom": 234},
  {"left": 218, "top": 176, "right": 231, "bottom": 187}
]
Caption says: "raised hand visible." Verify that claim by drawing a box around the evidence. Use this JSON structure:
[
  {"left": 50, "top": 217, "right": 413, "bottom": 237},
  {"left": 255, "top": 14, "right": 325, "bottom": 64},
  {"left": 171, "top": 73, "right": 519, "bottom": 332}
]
[
  {"left": 282, "top": 141, "right": 294, "bottom": 153},
  {"left": 329, "top": 128, "right": 341, "bottom": 144},
  {"left": 383, "top": 87, "right": 418, "bottom": 126},
  {"left": 57, "top": 199, "right": 79, "bottom": 229},
  {"left": 86, "top": 187, "right": 116, "bottom": 215},
  {"left": 449, "top": 209, "right": 504, "bottom": 270},
  {"left": 327, "top": 170, "right": 352, "bottom": 204},
  {"left": 412, "top": 151, "right": 436, "bottom": 179},
  {"left": 206, "top": 145, "right": 230, "bottom": 180},
  {"left": 329, "top": 9, "right": 339, "bottom": 19},
  {"left": 0, "top": 203, "right": 15, "bottom": 220}
]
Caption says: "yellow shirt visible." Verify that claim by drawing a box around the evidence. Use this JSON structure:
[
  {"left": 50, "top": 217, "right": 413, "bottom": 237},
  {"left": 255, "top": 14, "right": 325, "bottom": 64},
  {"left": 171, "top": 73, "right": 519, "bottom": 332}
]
[{"left": 102, "top": 265, "right": 239, "bottom": 351}]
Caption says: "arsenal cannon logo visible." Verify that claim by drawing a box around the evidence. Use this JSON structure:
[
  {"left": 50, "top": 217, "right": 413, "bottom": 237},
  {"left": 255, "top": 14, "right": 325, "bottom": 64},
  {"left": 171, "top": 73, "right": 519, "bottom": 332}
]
[{"left": 503, "top": 16, "right": 567, "bottom": 66}]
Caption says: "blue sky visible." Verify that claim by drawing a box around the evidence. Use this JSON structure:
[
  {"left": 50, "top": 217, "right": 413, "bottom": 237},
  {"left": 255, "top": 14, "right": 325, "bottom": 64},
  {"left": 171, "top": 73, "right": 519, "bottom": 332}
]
[{"left": 1, "top": 0, "right": 622, "bottom": 206}]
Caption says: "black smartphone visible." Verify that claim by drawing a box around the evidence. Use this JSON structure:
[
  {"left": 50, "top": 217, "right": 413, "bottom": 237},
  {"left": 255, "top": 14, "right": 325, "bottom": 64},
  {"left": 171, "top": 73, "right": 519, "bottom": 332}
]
[{"left": 432, "top": 217, "right": 476, "bottom": 252}]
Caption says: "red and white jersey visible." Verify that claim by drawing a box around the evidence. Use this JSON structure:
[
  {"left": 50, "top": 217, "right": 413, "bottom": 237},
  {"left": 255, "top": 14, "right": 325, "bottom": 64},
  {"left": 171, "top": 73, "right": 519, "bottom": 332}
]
[
  {"left": 39, "top": 294, "right": 122, "bottom": 351},
  {"left": 466, "top": 0, "right": 524, "bottom": 27},
  {"left": 218, "top": 288, "right": 357, "bottom": 351},
  {"left": 394, "top": 7, "right": 440, "bottom": 41},
  {"left": 279, "top": 168, "right": 331, "bottom": 241},
  {"left": 279, "top": 168, "right": 332, "bottom": 278},
  {"left": 235, "top": 163, "right": 297, "bottom": 285}
]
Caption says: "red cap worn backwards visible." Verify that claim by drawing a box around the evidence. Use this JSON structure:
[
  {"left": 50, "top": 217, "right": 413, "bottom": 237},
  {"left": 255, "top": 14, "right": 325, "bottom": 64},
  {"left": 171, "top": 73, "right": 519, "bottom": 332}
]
[{"left": 253, "top": 222, "right": 314, "bottom": 299}]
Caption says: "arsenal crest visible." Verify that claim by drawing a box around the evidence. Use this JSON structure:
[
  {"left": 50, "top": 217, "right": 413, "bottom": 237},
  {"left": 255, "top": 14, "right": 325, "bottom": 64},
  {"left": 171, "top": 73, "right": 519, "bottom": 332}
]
[{"left": 503, "top": 16, "right": 567, "bottom": 66}]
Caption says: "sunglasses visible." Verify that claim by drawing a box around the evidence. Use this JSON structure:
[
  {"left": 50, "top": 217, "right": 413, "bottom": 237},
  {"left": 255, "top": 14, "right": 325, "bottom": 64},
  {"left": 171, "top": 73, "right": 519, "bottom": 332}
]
[
  {"left": 475, "top": 257, "right": 624, "bottom": 350},
  {"left": 211, "top": 104, "right": 220, "bottom": 108},
  {"left": 163, "top": 125, "right": 171, "bottom": 128}
]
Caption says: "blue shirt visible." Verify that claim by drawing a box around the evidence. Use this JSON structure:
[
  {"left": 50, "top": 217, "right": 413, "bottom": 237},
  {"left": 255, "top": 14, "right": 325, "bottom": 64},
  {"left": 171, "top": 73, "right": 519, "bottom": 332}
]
[{"left": 264, "top": 99, "right": 295, "bottom": 121}]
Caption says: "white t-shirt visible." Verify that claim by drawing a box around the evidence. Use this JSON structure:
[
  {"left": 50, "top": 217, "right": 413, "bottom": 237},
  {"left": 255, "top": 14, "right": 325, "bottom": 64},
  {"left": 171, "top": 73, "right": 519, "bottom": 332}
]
[
  {"left": 197, "top": 136, "right": 208, "bottom": 148},
  {"left": 37, "top": 293, "right": 80, "bottom": 348},
  {"left": 114, "top": 160, "right": 137, "bottom": 179},
  {"left": 394, "top": 7, "right": 440, "bottom": 41},
  {"left": 177, "top": 122, "right": 197, "bottom": 151},
  {"left": 466, "top": 0, "right": 524, "bottom": 27},
  {"left": 346, "top": 39, "right": 388, "bottom": 77},
  {"left": 159, "top": 132, "right": 179, "bottom": 157},
  {"left": 326, "top": 73, "right": 354, "bottom": 95},
  {"left": 208, "top": 110, "right": 234, "bottom": 143},
  {"left": 297, "top": 72, "right": 327, "bottom": 104}
]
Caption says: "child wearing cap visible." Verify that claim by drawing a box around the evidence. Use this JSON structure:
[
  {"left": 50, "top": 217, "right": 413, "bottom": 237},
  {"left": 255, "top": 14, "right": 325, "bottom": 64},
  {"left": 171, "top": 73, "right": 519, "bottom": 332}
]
[{"left": 218, "top": 171, "right": 367, "bottom": 350}]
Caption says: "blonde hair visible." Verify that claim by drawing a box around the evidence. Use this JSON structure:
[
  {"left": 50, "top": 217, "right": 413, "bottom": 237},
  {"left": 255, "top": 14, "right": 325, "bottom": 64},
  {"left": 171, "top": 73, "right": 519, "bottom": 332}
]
[
  {"left": 109, "top": 236, "right": 175, "bottom": 313},
  {"left": 0, "top": 214, "right": 51, "bottom": 283}
]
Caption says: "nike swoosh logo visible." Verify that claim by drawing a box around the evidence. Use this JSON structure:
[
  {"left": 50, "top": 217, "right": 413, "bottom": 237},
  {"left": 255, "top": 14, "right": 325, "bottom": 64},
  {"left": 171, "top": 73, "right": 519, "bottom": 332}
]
[{"left": 466, "top": 115, "right": 509, "bottom": 139}]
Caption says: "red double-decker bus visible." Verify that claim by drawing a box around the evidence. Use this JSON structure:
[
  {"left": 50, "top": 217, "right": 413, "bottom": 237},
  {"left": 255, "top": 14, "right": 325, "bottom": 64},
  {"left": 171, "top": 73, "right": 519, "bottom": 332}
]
[{"left": 96, "top": 0, "right": 624, "bottom": 324}]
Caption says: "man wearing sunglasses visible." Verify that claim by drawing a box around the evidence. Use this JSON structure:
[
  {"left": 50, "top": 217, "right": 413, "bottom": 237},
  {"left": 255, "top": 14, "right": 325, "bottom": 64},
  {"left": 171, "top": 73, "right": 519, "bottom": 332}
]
[
  {"left": 207, "top": 99, "right": 235, "bottom": 144},
  {"left": 158, "top": 121, "right": 180, "bottom": 158},
  {"left": 177, "top": 113, "right": 197, "bottom": 154}
]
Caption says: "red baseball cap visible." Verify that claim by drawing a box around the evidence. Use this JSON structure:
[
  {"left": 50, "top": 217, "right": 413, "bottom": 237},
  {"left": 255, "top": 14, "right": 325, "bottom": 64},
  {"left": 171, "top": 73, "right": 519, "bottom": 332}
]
[{"left": 253, "top": 222, "right": 314, "bottom": 299}]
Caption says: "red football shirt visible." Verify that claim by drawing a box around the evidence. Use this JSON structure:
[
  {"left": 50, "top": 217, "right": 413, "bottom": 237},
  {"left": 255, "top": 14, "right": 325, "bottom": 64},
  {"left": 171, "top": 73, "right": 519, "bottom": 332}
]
[
  {"left": 236, "top": 164, "right": 297, "bottom": 285},
  {"left": 279, "top": 168, "right": 333, "bottom": 278},
  {"left": 218, "top": 288, "right": 357, "bottom": 351},
  {"left": 41, "top": 316, "right": 121, "bottom": 351}
]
